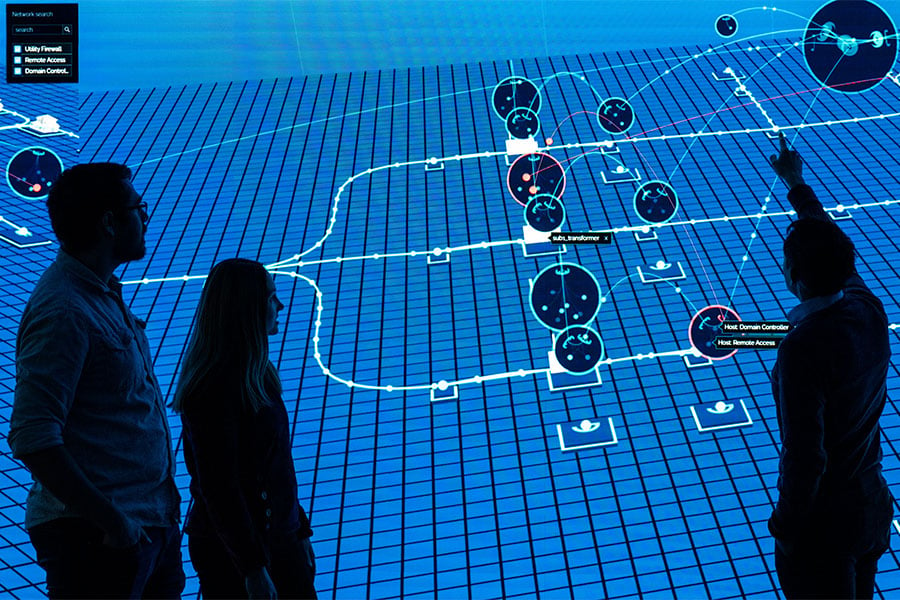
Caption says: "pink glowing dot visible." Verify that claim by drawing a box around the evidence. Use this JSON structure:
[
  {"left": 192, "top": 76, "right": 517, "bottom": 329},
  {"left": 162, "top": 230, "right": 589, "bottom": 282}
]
[
  {"left": 529, "top": 186, "right": 538, "bottom": 195},
  {"left": 545, "top": 137, "right": 553, "bottom": 146},
  {"left": 31, "top": 183, "right": 41, "bottom": 193},
  {"left": 521, "top": 173, "right": 531, "bottom": 182}
]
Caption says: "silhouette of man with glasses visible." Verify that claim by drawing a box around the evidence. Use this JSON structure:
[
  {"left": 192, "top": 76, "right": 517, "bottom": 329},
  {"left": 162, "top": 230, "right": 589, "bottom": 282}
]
[{"left": 8, "top": 163, "right": 184, "bottom": 598}]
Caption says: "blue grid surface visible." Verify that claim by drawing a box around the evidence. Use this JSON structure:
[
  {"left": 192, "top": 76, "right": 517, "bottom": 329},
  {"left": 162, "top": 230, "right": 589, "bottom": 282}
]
[
  {"left": 3, "top": 36, "right": 900, "bottom": 599},
  {"left": 0, "top": 73, "right": 79, "bottom": 597}
]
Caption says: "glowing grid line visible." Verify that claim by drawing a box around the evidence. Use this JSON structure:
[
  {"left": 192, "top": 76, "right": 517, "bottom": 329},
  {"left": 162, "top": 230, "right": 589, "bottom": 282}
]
[{"left": 1, "top": 33, "right": 900, "bottom": 598}]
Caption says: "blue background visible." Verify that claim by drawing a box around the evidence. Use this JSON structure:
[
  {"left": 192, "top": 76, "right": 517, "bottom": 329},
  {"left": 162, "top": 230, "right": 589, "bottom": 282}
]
[
  {"left": 2, "top": 1, "right": 900, "bottom": 599},
  {"left": 73, "top": 0, "right": 822, "bottom": 89}
]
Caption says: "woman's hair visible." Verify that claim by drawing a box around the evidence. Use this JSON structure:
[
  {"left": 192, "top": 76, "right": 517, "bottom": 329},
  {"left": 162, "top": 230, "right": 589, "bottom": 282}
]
[{"left": 172, "top": 258, "right": 281, "bottom": 413}]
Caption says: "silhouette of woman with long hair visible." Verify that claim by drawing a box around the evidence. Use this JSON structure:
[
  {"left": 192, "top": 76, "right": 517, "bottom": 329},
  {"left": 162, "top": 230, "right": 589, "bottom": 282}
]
[{"left": 173, "top": 258, "right": 316, "bottom": 599}]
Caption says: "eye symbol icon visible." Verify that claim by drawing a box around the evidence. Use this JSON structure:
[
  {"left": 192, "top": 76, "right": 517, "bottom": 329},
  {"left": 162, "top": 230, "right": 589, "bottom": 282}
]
[
  {"left": 572, "top": 419, "right": 602, "bottom": 433},
  {"left": 707, "top": 401, "right": 734, "bottom": 415}
]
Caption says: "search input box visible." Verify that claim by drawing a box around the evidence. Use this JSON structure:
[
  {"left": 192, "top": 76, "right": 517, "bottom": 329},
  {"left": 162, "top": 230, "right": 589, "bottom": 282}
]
[{"left": 11, "top": 24, "right": 73, "bottom": 36}]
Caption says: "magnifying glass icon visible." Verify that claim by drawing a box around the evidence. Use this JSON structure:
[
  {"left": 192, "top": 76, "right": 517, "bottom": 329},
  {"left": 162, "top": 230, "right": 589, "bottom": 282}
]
[{"left": 63, "top": 25, "right": 71, "bottom": 33}]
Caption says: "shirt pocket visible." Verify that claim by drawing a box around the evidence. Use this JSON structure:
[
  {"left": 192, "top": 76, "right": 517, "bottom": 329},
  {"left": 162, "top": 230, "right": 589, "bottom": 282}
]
[{"left": 84, "top": 327, "right": 141, "bottom": 393}]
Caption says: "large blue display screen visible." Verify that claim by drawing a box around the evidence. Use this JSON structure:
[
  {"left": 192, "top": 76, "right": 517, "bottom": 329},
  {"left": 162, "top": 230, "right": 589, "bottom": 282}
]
[{"left": 2, "top": 2, "right": 900, "bottom": 598}]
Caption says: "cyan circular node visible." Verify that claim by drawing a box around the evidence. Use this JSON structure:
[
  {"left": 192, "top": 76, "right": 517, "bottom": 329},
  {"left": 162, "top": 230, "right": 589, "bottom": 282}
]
[
  {"left": 597, "top": 97, "right": 635, "bottom": 135},
  {"left": 507, "top": 152, "right": 566, "bottom": 207},
  {"left": 492, "top": 76, "right": 541, "bottom": 121},
  {"left": 554, "top": 325, "right": 604, "bottom": 374},
  {"left": 715, "top": 14, "right": 739, "bottom": 38},
  {"left": 7, "top": 146, "right": 63, "bottom": 200},
  {"left": 837, "top": 34, "right": 860, "bottom": 55},
  {"left": 688, "top": 305, "right": 741, "bottom": 360},
  {"left": 633, "top": 180, "right": 679, "bottom": 224},
  {"left": 530, "top": 263, "right": 601, "bottom": 332},
  {"left": 818, "top": 21, "right": 836, "bottom": 41},
  {"left": 506, "top": 106, "right": 541, "bottom": 139},
  {"left": 803, "top": 0, "right": 898, "bottom": 93},
  {"left": 524, "top": 193, "right": 565, "bottom": 232}
]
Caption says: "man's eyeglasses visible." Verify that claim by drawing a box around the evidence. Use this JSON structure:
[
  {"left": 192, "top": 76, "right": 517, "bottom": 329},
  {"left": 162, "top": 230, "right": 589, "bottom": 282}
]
[{"left": 122, "top": 202, "right": 150, "bottom": 225}]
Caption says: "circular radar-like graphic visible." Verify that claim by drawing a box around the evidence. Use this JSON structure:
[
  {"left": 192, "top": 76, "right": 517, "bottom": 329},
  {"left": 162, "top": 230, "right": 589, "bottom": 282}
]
[
  {"left": 688, "top": 305, "right": 742, "bottom": 360},
  {"left": 555, "top": 326, "right": 604, "bottom": 374},
  {"left": 507, "top": 152, "right": 566, "bottom": 207},
  {"left": 506, "top": 106, "right": 541, "bottom": 139},
  {"left": 597, "top": 97, "right": 635, "bottom": 135},
  {"left": 525, "top": 193, "right": 565, "bottom": 232},
  {"left": 633, "top": 180, "right": 679, "bottom": 224},
  {"left": 7, "top": 146, "right": 63, "bottom": 200},
  {"left": 492, "top": 76, "right": 542, "bottom": 120},
  {"left": 530, "top": 263, "right": 601, "bottom": 332},
  {"left": 716, "top": 14, "right": 738, "bottom": 38},
  {"left": 803, "top": 0, "right": 898, "bottom": 93}
]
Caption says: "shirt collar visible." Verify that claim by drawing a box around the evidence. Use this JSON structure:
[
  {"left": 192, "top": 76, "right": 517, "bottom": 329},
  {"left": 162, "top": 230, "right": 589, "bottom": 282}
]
[
  {"left": 787, "top": 290, "right": 844, "bottom": 325},
  {"left": 56, "top": 249, "right": 122, "bottom": 295}
]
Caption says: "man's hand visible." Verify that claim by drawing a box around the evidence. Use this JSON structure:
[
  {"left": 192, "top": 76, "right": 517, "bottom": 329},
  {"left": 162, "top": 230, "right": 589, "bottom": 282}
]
[
  {"left": 769, "top": 132, "right": 806, "bottom": 190},
  {"left": 101, "top": 511, "right": 151, "bottom": 549},
  {"left": 245, "top": 566, "right": 277, "bottom": 599},
  {"left": 18, "top": 446, "right": 150, "bottom": 549}
]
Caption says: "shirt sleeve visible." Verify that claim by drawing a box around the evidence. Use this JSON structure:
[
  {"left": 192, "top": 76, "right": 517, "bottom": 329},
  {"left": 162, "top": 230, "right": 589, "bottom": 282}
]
[
  {"left": 787, "top": 184, "right": 829, "bottom": 222},
  {"left": 9, "top": 306, "right": 89, "bottom": 457},
  {"left": 788, "top": 183, "right": 878, "bottom": 302},
  {"left": 181, "top": 396, "right": 269, "bottom": 575},
  {"left": 771, "top": 337, "right": 827, "bottom": 537}
]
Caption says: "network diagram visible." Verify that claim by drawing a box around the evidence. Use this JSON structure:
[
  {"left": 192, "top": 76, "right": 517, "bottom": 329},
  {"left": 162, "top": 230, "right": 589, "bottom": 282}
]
[
  {"left": 1, "top": 1, "right": 899, "bottom": 598},
  {"left": 255, "top": 0, "right": 898, "bottom": 446},
  {"left": 0, "top": 97, "right": 76, "bottom": 250},
  {"left": 110, "top": 0, "right": 900, "bottom": 455}
]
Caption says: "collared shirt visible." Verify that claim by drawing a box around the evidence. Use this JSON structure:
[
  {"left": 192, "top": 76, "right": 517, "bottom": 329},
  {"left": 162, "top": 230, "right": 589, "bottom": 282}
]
[
  {"left": 8, "top": 250, "right": 180, "bottom": 529},
  {"left": 787, "top": 290, "right": 844, "bottom": 326},
  {"left": 769, "top": 185, "right": 891, "bottom": 541}
]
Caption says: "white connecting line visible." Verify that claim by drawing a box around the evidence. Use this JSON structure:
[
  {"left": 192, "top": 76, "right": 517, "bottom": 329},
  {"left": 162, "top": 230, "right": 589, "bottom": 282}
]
[
  {"left": 725, "top": 67, "right": 779, "bottom": 131},
  {"left": 0, "top": 215, "right": 32, "bottom": 237},
  {"left": 0, "top": 103, "right": 78, "bottom": 249},
  {"left": 269, "top": 269, "right": 704, "bottom": 393},
  {"left": 117, "top": 108, "right": 900, "bottom": 395},
  {"left": 0, "top": 104, "right": 79, "bottom": 138}
]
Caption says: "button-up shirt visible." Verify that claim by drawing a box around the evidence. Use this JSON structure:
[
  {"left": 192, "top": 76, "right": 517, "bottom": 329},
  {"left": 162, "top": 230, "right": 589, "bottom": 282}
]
[
  {"left": 8, "top": 250, "right": 180, "bottom": 528},
  {"left": 770, "top": 185, "right": 891, "bottom": 539}
]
